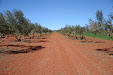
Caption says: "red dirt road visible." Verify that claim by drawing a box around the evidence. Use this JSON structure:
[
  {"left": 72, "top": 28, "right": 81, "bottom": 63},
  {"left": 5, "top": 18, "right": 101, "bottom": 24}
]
[{"left": 0, "top": 32, "right": 113, "bottom": 75}]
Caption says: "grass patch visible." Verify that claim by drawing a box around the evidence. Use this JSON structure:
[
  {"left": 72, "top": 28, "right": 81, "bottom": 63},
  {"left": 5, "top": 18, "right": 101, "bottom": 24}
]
[{"left": 83, "top": 32, "right": 113, "bottom": 40}]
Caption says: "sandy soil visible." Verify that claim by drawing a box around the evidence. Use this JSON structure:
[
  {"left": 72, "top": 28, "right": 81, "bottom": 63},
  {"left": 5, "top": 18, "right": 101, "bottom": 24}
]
[{"left": 0, "top": 32, "right": 113, "bottom": 75}]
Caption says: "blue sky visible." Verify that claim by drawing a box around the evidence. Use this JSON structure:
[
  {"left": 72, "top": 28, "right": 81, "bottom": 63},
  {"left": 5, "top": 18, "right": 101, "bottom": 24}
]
[{"left": 0, "top": 0, "right": 113, "bottom": 30}]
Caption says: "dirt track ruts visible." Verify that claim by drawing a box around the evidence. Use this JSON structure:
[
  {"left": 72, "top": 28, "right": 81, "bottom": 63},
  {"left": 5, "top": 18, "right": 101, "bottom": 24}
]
[{"left": 0, "top": 32, "right": 113, "bottom": 75}]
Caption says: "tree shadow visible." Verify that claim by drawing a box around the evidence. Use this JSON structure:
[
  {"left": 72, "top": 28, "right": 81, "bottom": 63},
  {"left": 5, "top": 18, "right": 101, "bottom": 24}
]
[
  {"left": 0, "top": 44, "right": 45, "bottom": 54},
  {"left": 4, "top": 46, "right": 45, "bottom": 54},
  {"left": 38, "top": 40, "right": 49, "bottom": 42},
  {"left": 11, "top": 40, "right": 49, "bottom": 43},
  {"left": 96, "top": 47, "right": 113, "bottom": 55},
  {"left": 41, "top": 38, "right": 47, "bottom": 39},
  {"left": 24, "top": 38, "right": 38, "bottom": 39},
  {"left": 0, "top": 44, "right": 25, "bottom": 47},
  {"left": 81, "top": 40, "right": 104, "bottom": 43},
  {"left": 37, "top": 37, "right": 47, "bottom": 39},
  {"left": 81, "top": 40, "right": 93, "bottom": 43},
  {"left": 23, "top": 40, "right": 49, "bottom": 43},
  {"left": 22, "top": 40, "right": 38, "bottom": 43},
  {"left": 95, "top": 41, "right": 105, "bottom": 43}
]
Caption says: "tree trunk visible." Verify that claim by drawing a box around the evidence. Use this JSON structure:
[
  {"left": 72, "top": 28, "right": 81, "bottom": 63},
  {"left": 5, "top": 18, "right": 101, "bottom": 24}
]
[
  {"left": 108, "top": 34, "right": 113, "bottom": 39},
  {"left": 94, "top": 33, "right": 97, "bottom": 37},
  {"left": 80, "top": 35, "right": 85, "bottom": 40},
  {"left": 33, "top": 34, "right": 34, "bottom": 39},
  {"left": 104, "top": 31, "right": 113, "bottom": 40},
  {"left": 15, "top": 35, "right": 21, "bottom": 41},
  {"left": 0, "top": 35, "right": 8, "bottom": 43}
]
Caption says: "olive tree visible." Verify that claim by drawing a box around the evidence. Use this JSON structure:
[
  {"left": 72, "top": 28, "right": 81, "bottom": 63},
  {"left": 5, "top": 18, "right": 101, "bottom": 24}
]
[
  {"left": 90, "top": 10, "right": 113, "bottom": 39},
  {"left": 0, "top": 9, "right": 52, "bottom": 42},
  {"left": 0, "top": 12, "right": 9, "bottom": 35}
]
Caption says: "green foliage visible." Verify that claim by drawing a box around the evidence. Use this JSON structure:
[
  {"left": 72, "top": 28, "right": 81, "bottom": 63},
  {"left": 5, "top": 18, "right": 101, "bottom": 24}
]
[
  {"left": 96, "top": 10, "right": 104, "bottom": 27},
  {"left": 0, "top": 12, "right": 9, "bottom": 34},
  {"left": 58, "top": 24, "right": 86, "bottom": 40},
  {"left": 89, "top": 10, "right": 113, "bottom": 39},
  {"left": 0, "top": 9, "right": 52, "bottom": 41},
  {"left": 58, "top": 10, "right": 113, "bottom": 40}
]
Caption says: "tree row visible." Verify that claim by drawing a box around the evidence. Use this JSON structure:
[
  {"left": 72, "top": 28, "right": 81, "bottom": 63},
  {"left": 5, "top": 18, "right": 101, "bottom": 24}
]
[
  {"left": 0, "top": 9, "right": 52, "bottom": 41},
  {"left": 58, "top": 10, "right": 113, "bottom": 40}
]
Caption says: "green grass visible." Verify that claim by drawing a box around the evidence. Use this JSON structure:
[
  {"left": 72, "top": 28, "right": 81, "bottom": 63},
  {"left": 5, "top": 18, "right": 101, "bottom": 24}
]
[
  {"left": 83, "top": 32, "right": 113, "bottom": 40},
  {"left": 75, "top": 33, "right": 81, "bottom": 35}
]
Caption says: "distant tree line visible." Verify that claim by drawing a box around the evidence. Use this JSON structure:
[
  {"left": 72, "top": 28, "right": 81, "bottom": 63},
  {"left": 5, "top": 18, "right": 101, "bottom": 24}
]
[
  {"left": 0, "top": 9, "right": 52, "bottom": 41},
  {"left": 57, "top": 25, "right": 86, "bottom": 40},
  {"left": 57, "top": 10, "right": 113, "bottom": 40}
]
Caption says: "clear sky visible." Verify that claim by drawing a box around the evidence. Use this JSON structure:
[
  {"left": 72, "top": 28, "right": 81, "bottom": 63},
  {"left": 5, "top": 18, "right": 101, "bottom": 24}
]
[{"left": 0, "top": 0, "right": 113, "bottom": 30}]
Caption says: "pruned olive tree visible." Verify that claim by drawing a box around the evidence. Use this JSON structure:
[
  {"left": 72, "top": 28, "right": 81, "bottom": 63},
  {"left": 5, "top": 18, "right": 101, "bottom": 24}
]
[
  {"left": 89, "top": 10, "right": 113, "bottom": 39},
  {"left": 0, "top": 9, "right": 52, "bottom": 42},
  {"left": 0, "top": 12, "right": 9, "bottom": 35},
  {"left": 0, "top": 12, "right": 9, "bottom": 42},
  {"left": 58, "top": 24, "right": 86, "bottom": 40},
  {"left": 103, "top": 13, "right": 113, "bottom": 39}
]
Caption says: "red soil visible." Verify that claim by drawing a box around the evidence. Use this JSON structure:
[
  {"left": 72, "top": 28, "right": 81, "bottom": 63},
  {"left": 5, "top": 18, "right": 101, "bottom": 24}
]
[{"left": 0, "top": 32, "right": 113, "bottom": 75}]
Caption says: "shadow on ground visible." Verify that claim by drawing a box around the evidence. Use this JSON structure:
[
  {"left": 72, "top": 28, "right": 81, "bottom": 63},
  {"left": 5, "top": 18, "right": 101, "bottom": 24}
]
[
  {"left": 11, "top": 40, "right": 49, "bottom": 43},
  {"left": 96, "top": 47, "right": 113, "bottom": 55},
  {"left": 38, "top": 38, "right": 47, "bottom": 39},
  {"left": 24, "top": 37, "right": 47, "bottom": 39},
  {"left": 81, "top": 40, "right": 105, "bottom": 43},
  {"left": 0, "top": 44, "right": 26, "bottom": 47},
  {"left": 0, "top": 45, "right": 45, "bottom": 54}
]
